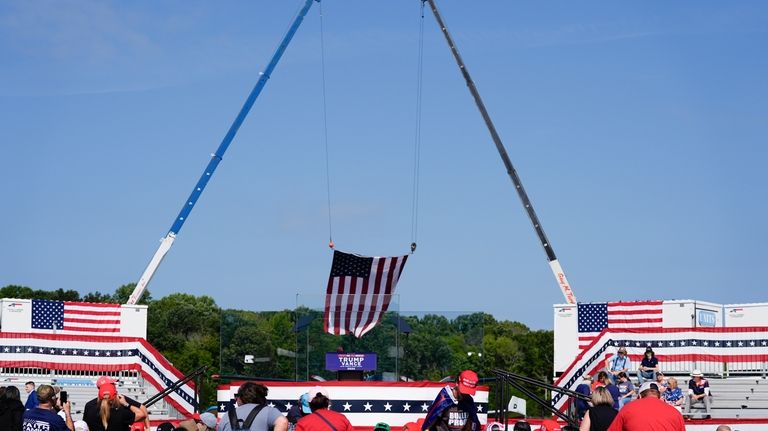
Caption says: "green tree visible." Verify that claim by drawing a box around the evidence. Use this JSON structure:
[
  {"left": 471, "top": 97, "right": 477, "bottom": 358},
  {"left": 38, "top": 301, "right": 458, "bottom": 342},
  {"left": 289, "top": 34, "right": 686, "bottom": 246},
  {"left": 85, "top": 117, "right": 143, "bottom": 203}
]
[
  {"left": 113, "top": 283, "right": 152, "bottom": 304},
  {"left": 0, "top": 285, "right": 80, "bottom": 301},
  {"left": 146, "top": 293, "right": 221, "bottom": 408}
]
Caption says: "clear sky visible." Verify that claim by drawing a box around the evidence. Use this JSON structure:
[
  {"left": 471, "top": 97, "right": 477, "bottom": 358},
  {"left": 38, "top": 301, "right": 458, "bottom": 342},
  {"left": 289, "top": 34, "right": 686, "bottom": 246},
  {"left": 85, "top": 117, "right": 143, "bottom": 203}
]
[{"left": 2, "top": 1, "right": 766, "bottom": 330}]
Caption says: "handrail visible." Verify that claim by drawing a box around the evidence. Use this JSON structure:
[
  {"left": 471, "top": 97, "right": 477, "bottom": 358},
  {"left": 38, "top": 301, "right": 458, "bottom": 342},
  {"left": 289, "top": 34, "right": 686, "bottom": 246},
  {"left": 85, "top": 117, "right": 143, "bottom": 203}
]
[{"left": 143, "top": 365, "right": 208, "bottom": 410}]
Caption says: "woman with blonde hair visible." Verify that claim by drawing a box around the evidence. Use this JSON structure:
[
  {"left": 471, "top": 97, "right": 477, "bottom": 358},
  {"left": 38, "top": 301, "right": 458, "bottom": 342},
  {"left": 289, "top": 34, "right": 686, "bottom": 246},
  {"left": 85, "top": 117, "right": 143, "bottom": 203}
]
[
  {"left": 662, "top": 377, "right": 685, "bottom": 410},
  {"left": 83, "top": 376, "right": 146, "bottom": 431},
  {"left": 579, "top": 387, "right": 617, "bottom": 431}
]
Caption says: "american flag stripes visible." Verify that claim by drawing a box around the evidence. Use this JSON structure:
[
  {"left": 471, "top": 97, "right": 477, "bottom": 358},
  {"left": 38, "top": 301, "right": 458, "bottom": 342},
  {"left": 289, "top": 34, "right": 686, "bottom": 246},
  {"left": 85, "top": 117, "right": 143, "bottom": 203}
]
[
  {"left": 578, "top": 301, "right": 663, "bottom": 349},
  {"left": 31, "top": 300, "right": 121, "bottom": 336},
  {"left": 324, "top": 250, "right": 408, "bottom": 338}
]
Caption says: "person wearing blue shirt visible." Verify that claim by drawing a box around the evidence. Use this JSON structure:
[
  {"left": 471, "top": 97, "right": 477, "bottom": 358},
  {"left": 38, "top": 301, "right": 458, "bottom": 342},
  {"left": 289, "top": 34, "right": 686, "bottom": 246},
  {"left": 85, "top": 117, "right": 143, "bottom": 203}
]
[
  {"left": 616, "top": 372, "right": 636, "bottom": 410},
  {"left": 596, "top": 371, "right": 621, "bottom": 410},
  {"left": 605, "top": 347, "right": 630, "bottom": 384},
  {"left": 24, "top": 381, "right": 39, "bottom": 410},
  {"left": 22, "top": 384, "right": 74, "bottom": 431},
  {"left": 574, "top": 375, "right": 592, "bottom": 419},
  {"left": 662, "top": 377, "right": 685, "bottom": 410}
]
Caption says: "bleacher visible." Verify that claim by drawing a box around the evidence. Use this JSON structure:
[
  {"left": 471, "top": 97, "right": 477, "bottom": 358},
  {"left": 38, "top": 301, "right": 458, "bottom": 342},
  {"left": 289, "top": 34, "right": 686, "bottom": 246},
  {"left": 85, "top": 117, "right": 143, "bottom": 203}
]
[
  {"left": 693, "top": 375, "right": 768, "bottom": 419},
  {"left": 0, "top": 368, "right": 181, "bottom": 422}
]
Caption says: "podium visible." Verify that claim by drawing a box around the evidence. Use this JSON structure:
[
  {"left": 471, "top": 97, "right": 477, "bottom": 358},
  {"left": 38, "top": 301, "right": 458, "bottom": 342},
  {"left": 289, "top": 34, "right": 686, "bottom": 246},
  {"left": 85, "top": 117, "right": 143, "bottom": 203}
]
[{"left": 325, "top": 353, "right": 377, "bottom": 381}]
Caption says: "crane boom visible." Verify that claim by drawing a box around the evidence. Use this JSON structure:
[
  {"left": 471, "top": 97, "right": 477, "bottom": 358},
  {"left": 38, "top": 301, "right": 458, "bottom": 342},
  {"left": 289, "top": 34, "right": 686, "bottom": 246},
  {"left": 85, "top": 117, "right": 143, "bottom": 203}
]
[
  {"left": 425, "top": 0, "right": 577, "bottom": 304},
  {"left": 127, "top": 0, "right": 317, "bottom": 305}
]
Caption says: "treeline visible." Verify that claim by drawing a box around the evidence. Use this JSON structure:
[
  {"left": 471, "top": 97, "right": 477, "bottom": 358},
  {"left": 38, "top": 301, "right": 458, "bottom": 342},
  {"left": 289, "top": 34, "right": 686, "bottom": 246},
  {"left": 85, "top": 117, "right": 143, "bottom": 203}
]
[{"left": 0, "top": 284, "right": 554, "bottom": 416}]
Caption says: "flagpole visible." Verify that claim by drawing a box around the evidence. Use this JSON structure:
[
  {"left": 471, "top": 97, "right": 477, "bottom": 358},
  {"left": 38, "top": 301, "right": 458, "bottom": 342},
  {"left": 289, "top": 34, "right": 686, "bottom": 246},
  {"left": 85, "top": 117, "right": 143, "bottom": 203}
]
[{"left": 425, "top": 0, "right": 577, "bottom": 304}]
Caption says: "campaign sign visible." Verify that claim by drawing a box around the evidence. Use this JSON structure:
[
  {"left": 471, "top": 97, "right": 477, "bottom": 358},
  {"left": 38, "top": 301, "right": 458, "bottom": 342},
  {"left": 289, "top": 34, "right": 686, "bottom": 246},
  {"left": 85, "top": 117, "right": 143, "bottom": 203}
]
[{"left": 325, "top": 353, "right": 377, "bottom": 371}]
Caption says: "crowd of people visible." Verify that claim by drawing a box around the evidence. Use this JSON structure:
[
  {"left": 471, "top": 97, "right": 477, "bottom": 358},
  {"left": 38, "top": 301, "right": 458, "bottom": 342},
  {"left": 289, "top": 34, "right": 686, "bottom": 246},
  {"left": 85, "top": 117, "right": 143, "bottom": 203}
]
[
  {"left": 570, "top": 346, "right": 723, "bottom": 430},
  {"left": 0, "top": 370, "right": 478, "bottom": 431},
  {"left": 0, "top": 362, "right": 732, "bottom": 431},
  {"left": 0, "top": 377, "right": 148, "bottom": 431}
]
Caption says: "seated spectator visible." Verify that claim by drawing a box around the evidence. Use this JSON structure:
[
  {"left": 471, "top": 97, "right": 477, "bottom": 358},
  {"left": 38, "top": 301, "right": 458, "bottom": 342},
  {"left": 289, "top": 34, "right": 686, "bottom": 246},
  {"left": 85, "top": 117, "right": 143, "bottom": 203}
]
[
  {"left": 595, "top": 371, "right": 620, "bottom": 410},
  {"left": 604, "top": 347, "right": 630, "bottom": 384},
  {"left": 662, "top": 377, "right": 684, "bottom": 410},
  {"left": 654, "top": 371, "right": 669, "bottom": 394},
  {"left": 683, "top": 370, "right": 712, "bottom": 419},
  {"left": 579, "top": 386, "right": 617, "bottom": 431},
  {"left": 574, "top": 375, "right": 592, "bottom": 420},
  {"left": 591, "top": 375, "right": 603, "bottom": 391},
  {"left": 637, "top": 347, "right": 659, "bottom": 384},
  {"left": 615, "top": 372, "right": 635, "bottom": 410}
]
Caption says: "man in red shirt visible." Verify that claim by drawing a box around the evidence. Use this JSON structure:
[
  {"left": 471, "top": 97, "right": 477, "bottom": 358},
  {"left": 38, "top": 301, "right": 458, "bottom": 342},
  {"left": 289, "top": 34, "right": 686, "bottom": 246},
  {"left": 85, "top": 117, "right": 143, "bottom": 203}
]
[
  {"left": 295, "top": 386, "right": 353, "bottom": 431},
  {"left": 607, "top": 382, "right": 685, "bottom": 431}
]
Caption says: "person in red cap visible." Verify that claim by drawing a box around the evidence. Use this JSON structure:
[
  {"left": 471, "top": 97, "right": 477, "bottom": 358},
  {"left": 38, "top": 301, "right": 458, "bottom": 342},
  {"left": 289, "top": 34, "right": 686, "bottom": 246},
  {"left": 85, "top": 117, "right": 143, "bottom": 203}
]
[
  {"left": 83, "top": 376, "right": 147, "bottom": 431},
  {"left": 422, "top": 370, "right": 481, "bottom": 431}
]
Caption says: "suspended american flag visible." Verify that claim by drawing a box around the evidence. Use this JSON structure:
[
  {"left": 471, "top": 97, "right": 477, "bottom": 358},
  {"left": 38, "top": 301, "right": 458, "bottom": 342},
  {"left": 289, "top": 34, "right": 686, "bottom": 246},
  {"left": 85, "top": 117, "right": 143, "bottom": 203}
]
[
  {"left": 577, "top": 300, "right": 663, "bottom": 349},
  {"left": 31, "top": 300, "right": 121, "bottom": 336},
  {"left": 324, "top": 250, "right": 408, "bottom": 338}
]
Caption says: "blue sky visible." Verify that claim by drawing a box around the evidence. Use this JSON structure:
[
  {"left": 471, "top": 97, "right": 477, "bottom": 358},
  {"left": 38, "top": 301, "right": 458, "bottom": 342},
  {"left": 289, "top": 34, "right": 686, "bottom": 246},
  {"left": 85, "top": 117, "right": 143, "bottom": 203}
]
[{"left": 1, "top": 1, "right": 766, "bottom": 329}]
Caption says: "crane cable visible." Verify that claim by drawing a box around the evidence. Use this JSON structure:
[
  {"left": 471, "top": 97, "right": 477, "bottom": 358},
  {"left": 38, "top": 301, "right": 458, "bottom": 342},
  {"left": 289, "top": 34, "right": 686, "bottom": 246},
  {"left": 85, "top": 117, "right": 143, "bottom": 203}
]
[
  {"left": 319, "top": 2, "right": 426, "bottom": 254},
  {"left": 318, "top": 1, "right": 334, "bottom": 249},
  {"left": 410, "top": 1, "right": 426, "bottom": 254}
]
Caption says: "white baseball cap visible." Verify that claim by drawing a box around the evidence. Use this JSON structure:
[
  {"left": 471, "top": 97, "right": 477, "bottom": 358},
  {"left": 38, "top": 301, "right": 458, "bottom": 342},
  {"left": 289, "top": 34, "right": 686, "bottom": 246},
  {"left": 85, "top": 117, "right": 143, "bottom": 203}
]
[{"left": 309, "top": 386, "right": 330, "bottom": 399}]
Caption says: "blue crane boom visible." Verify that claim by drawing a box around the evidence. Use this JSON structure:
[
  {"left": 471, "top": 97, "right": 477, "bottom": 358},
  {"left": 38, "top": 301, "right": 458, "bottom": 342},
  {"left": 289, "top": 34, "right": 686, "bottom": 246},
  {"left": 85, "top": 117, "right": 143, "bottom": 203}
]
[{"left": 127, "top": 0, "right": 317, "bottom": 305}]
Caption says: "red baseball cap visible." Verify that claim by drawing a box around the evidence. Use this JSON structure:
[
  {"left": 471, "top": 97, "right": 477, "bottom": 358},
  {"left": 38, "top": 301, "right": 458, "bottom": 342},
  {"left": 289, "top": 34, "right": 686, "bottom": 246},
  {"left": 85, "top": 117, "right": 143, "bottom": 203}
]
[
  {"left": 96, "top": 376, "right": 117, "bottom": 388},
  {"left": 458, "top": 370, "right": 478, "bottom": 396},
  {"left": 99, "top": 383, "right": 117, "bottom": 400}
]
